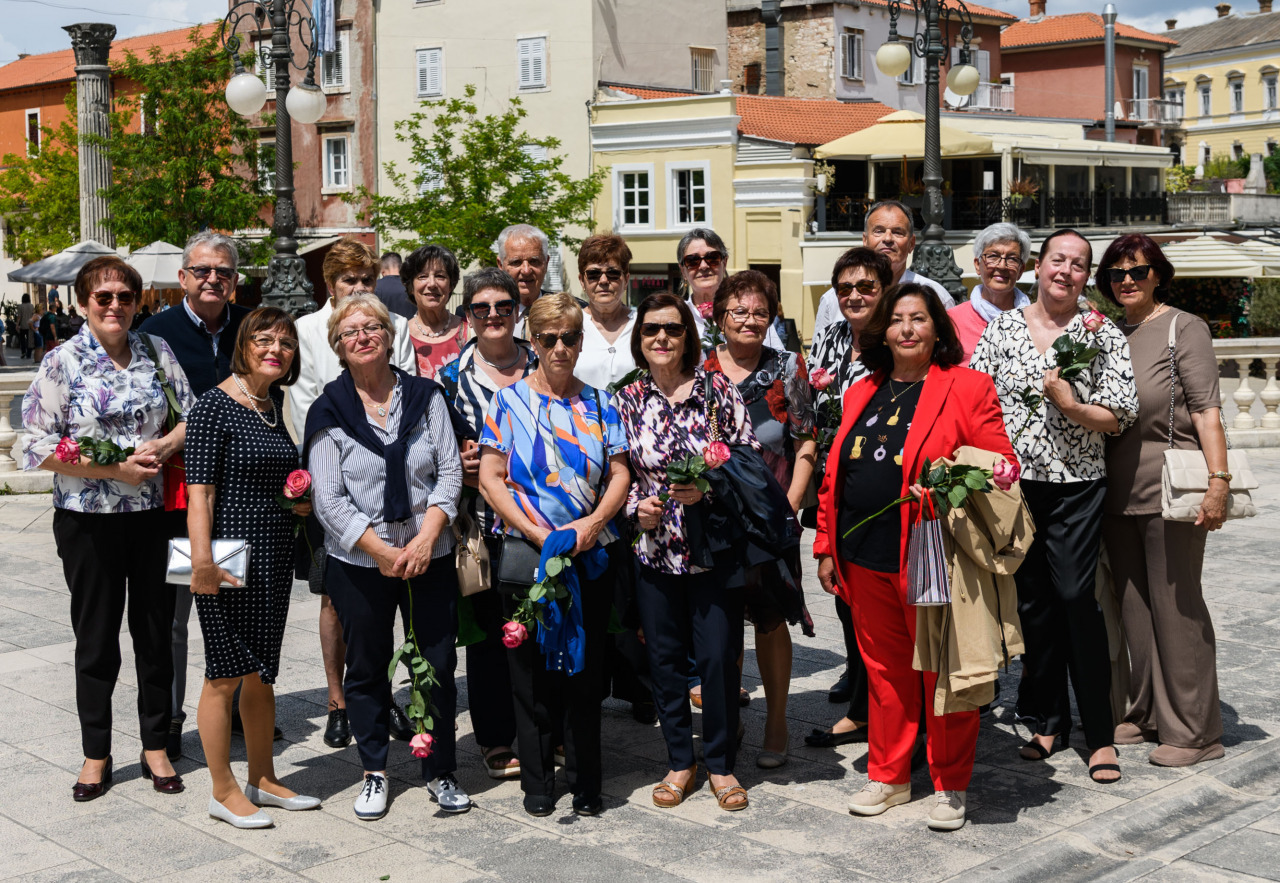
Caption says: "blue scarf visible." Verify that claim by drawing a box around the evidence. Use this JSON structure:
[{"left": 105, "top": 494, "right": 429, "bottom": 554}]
[{"left": 535, "top": 528, "right": 608, "bottom": 676}]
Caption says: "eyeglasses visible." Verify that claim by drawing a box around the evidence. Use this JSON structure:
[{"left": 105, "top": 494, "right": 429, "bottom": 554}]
[
  {"left": 584, "top": 268, "right": 624, "bottom": 283},
  {"left": 337, "top": 323, "right": 386, "bottom": 342},
  {"left": 640, "top": 322, "right": 687, "bottom": 338},
  {"left": 184, "top": 266, "right": 237, "bottom": 282},
  {"left": 250, "top": 334, "right": 299, "bottom": 352},
  {"left": 533, "top": 330, "right": 583, "bottom": 349},
  {"left": 980, "top": 252, "right": 1024, "bottom": 268},
  {"left": 89, "top": 291, "right": 137, "bottom": 307},
  {"left": 727, "top": 308, "right": 771, "bottom": 324},
  {"left": 1105, "top": 265, "right": 1152, "bottom": 283},
  {"left": 680, "top": 251, "right": 724, "bottom": 271},
  {"left": 836, "top": 280, "right": 879, "bottom": 297},
  {"left": 467, "top": 299, "right": 516, "bottom": 319}
]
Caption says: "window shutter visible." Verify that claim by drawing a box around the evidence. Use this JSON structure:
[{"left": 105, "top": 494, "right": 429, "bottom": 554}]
[
  {"left": 323, "top": 32, "right": 345, "bottom": 88},
  {"left": 853, "top": 32, "right": 863, "bottom": 79},
  {"left": 417, "top": 48, "right": 442, "bottom": 97},
  {"left": 518, "top": 38, "right": 545, "bottom": 88}
]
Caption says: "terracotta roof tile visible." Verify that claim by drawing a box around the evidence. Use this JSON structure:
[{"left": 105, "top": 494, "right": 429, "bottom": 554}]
[
  {"left": 857, "top": 0, "right": 1017, "bottom": 21},
  {"left": 1001, "top": 13, "right": 1177, "bottom": 49},
  {"left": 0, "top": 23, "right": 219, "bottom": 93},
  {"left": 607, "top": 86, "right": 895, "bottom": 146}
]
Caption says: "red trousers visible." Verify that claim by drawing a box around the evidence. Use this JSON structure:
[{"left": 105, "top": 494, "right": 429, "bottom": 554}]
[{"left": 840, "top": 561, "right": 979, "bottom": 791}]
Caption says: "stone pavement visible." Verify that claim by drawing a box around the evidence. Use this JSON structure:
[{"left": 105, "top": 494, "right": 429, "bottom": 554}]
[{"left": 1, "top": 453, "right": 1279, "bottom": 883}]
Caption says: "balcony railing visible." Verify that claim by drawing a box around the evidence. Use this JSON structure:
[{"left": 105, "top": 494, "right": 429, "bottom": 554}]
[
  {"left": 953, "top": 82, "right": 1015, "bottom": 113},
  {"left": 1168, "top": 192, "right": 1233, "bottom": 226},
  {"left": 822, "top": 190, "right": 1170, "bottom": 233},
  {"left": 1215, "top": 338, "right": 1280, "bottom": 448},
  {"left": 1126, "top": 97, "right": 1181, "bottom": 125}
]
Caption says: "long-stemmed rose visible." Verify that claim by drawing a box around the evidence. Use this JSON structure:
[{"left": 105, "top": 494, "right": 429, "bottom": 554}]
[
  {"left": 697, "top": 301, "right": 724, "bottom": 348},
  {"left": 276, "top": 469, "right": 312, "bottom": 539},
  {"left": 841, "top": 457, "right": 1016, "bottom": 538},
  {"left": 504, "top": 554, "right": 574, "bottom": 647},
  {"left": 631, "top": 443, "right": 732, "bottom": 547},
  {"left": 57, "top": 435, "right": 135, "bottom": 466},
  {"left": 810, "top": 367, "right": 842, "bottom": 451},
  {"left": 389, "top": 578, "right": 440, "bottom": 754}
]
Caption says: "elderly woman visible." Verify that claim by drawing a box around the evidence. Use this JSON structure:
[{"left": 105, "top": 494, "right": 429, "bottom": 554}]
[
  {"left": 575, "top": 233, "right": 637, "bottom": 390},
  {"left": 437, "top": 268, "right": 533, "bottom": 781},
  {"left": 477, "top": 292, "right": 631, "bottom": 818},
  {"left": 815, "top": 284, "right": 1017, "bottom": 831},
  {"left": 22, "top": 256, "right": 195, "bottom": 802},
  {"left": 677, "top": 227, "right": 784, "bottom": 351},
  {"left": 948, "top": 222, "right": 1033, "bottom": 366},
  {"left": 703, "top": 270, "right": 815, "bottom": 769},
  {"left": 404, "top": 244, "right": 468, "bottom": 379},
  {"left": 1098, "top": 234, "right": 1227, "bottom": 767},
  {"left": 186, "top": 307, "right": 321, "bottom": 828},
  {"left": 971, "top": 229, "right": 1138, "bottom": 783},
  {"left": 306, "top": 294, "right": 465, "bottom": 821},
  {"left": 615, "top": 292, "right": 759, "bottom": 812}
]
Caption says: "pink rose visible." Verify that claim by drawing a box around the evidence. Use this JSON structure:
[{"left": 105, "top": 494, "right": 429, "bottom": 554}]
[
  {"left": 696, "top": 301, "right": 715, "bottom": 319},
  {"left": 501, "top": 621, "right": 528, "bottom": 649},
  {"left": 702, "top": 441, "right": 732, "bottom": 470},
  {"left": 409, "top": 732, "right": 434, "bottom": 759},
  {"left": 55, "top": 437, "right": 81, "bottom": 465},
  {"left": 283, "top": 469, "right": 312, "bottom": 500},
  {"left": 992, "top": 459, "right": 1020, "bottom": 491},
  {"left": 810, "top": 368, "right": 834, "bottom": 391},
  {"left": 1082, "top": 309, "right": 1106, "bottom": 334}
]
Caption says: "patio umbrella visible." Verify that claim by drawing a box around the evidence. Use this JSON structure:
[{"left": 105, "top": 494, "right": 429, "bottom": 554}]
[
  {"left": 1157, "top": 236, "right": 1264, "bottom": 279},
  {"left": 1233, "top": 239, "right": 1280, "bottom": 276},
  {"left": 6, "top": 239, "right": 117, "bottom": 285},
  {"left": 814, "top": 110, "right": 994, "bottom": 160},
  {"left": 126, "top": 240, "right": 185, "bottom": 289}
]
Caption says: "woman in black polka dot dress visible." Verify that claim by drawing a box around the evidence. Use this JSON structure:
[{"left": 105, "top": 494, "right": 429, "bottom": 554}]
[{"left": 186, "top": 308, "right": 320, "bottom": 828}]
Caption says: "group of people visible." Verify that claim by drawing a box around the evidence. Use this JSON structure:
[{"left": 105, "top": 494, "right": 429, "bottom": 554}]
[{"left": 19, "top": 205, "right": 1231, "bottom": 834}]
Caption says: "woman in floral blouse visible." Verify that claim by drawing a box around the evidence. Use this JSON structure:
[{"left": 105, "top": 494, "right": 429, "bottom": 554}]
[
  {"left": 970, "top": 229, "right": 1138, "bottom": 784},
  {"left": 703, "top": 270, "right": 814, "bottom": 770},
  {"left": 614, "top": 292, "right": 758, "bottom": 812},
  {"left": 21, "top": 256, "right": 195, "bottom": 802}
]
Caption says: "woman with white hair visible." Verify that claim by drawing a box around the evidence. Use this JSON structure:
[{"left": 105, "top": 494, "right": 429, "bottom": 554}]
[{"left": 949, "top": 222, "right": 1033, "bottom": 367}]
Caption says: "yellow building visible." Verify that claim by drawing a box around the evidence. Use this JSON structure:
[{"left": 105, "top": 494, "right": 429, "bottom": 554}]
[{"left": 1165, "top": 3, "right": 1280, "bottom": 165}]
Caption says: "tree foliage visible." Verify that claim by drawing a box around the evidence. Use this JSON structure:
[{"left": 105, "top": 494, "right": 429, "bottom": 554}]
[
  {"left": 0, "top": 94, "right": 81, "bottom": 264},
  {"left": 349, "top": 84, "right": 606, "bottom": 268}
]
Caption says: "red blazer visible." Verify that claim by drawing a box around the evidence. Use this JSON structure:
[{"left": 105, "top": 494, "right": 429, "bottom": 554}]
[{"left": 814, "top": 363, "right": 1016, "bottom": 583}]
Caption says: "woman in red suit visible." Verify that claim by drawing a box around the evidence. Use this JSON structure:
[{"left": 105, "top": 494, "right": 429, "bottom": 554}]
[{"left": 814, "top": 283, "right": 1015, "bottom": 832}]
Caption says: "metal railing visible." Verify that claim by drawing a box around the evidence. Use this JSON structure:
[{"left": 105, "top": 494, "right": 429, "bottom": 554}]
[
  {"left": 957, "top": 82, "right": 1015, "bottom": 113},
  {"left": 1126, "top": 97, "right": 1180, "bottom": 123}
]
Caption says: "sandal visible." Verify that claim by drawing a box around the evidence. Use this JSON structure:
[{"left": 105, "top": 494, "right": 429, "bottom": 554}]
[
  {"left": 715, "top": 784, "right": 749, "bottom": 812},
  {"left": 652, "top": 766, "right": 697, "bottom": 808},
  {"left": 1089, "top": 762, "right": 1122, "bottom": 784},
  {"left": 1019, "top": 732, "right": 1066, "bottom": 761},
  {"left": 482, "top": 747, "right": 521, "bottom": 780}
]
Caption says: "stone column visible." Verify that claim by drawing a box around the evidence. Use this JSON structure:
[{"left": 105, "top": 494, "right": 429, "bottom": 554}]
[{"left": 63, "top": 23, "right": 116, "bottom": 247}]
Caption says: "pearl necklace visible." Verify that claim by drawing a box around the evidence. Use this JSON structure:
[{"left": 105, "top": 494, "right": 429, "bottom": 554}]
[
  {"left": 414, "top": 315, "right": 454, "bottom": 339},
  {"left": 475, "top": 344, "right": 523, "bottom": 371},
  {"left": 1120, "top": 304, "right": 1168, "bottom": 328},
  {"left": 232, "top": 373, "right": 277, "bottom": 428}
]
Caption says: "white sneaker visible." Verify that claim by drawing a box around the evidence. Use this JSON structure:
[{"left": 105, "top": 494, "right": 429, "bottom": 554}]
[
  {"left": 927, "top": 790, "right": 967, "bottom": 831},
  {"left": 848, "top": 780, "right": 911, "bottom": 816},
  {"left": 427, "top": 774, "right": 472, "bottom": 813},
  {"left": 353, "top": 773, "right": 388, "bottom": 821}
]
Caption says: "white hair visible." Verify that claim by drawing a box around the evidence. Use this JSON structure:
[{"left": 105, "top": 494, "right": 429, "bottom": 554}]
[
  {"left": 182, "top": 230, "right": 240, "bottom": 269},
  {"left": 972, "top": 222, "right": 1032, "bottom": 263},
  {"left": 493, "top": 224, "right": 549, "bottom": 262}
]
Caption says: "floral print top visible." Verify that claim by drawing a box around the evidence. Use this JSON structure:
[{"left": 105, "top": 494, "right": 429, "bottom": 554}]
[
  {"left": 21, "top": 325, "right": 196, "bottom": 513},
  {"left": 614, "top": 368, "right": 758, "bottom": 574},
  {"left": 409, "top": 320, "right": 470, "bottom": 380},
  {"left": 970, "top": 307, "right": 1137, "bottom": 483}
]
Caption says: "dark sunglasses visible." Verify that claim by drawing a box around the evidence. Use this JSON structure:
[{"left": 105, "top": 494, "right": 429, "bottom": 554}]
[
  {"left": 639, "top": 322, "right": 687, "bottom": 338},
  {"left": 90, "top": 291, "right": 138, "bottom": 307},
  {"left": 467, "top": 299, "right": 517, "bottom": 319},
  {"left": 184, "top": 266, "right": 237, "bottom": 281},
  {"left": 584, "top": 268, "right": 623, "bottom": 283},
  {"left": 533, "top": 330, "right": 583, "bottom": 349},
  {"left": 836, "top": 280, "right": 879, "bottom": 297},
  {"left": 680, "top": 251, "right": 724, "bottom": 271},
  {"left": 1105, "top": 265, "right": 1152, "bottom": 283}
]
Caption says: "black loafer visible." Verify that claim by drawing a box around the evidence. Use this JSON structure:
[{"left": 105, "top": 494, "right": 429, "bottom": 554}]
[
  {"left": 523, "top": 794, "right": 555, "bottom": 817},
  {"left": 632, "top": 700, "right": 657, "bottom": 725},
  {"left": 804, "top": 726, "right": 867, "bottom": 748},
  {"left": 828, "top": 673, "right": 853, "bottom": 704},
  {"left": 573, "top": 794, "right": 603, "bottom": 816},
  {"left": 323, "top": 708, "right": 352, "bottom": 748},
  {"left": 388, "top": 704, "right": 414, "bottom": 741}
]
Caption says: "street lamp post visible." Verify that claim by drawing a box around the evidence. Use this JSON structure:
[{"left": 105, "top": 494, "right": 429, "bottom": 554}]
[
  {"left": 220, "top": 0, "right": 328, "bottom": 315},
  {"left": 875, "top": 0, "right": 980, "bottom": 303}
]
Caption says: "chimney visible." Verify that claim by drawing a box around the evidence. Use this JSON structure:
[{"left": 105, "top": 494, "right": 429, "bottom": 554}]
[
  {"left": 1166, "top": 18, "right": 1178, "bottom": 29},
  {"left": 17, "top": 52, "right": 30, "bottom": 59},
  {"left": 1030, "top": 0, "right": 1047, "bottom": 18},
  {"left": 1261, "top": 0, "right": 1273, "bottom": 13},
  {"left": 1216, "top": 3, "right": 1231, "bottom": 17}
]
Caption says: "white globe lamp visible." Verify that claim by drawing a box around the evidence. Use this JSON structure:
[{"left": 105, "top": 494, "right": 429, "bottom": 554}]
[
  {"left": 285, "top": 82, "right": 326, "bottom": 125},
  {"left": 948, "top": 63, "right": 981, "bottom": 97},
  {"left": 225, "top": 71, "right": 267, "bottom": 117},
  {"left": 875, "top": 41, "right": 912, "bottom": 78}
]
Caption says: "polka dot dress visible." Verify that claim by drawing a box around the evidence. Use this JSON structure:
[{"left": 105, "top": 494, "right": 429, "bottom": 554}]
[{"left": 185, "top": 388, "right": 299, "bottom": 684}]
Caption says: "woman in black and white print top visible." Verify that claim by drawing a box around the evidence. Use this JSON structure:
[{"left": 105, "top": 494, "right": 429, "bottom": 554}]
[{"left": 970, "top": 229, "right": 1138, "bottom": 786}]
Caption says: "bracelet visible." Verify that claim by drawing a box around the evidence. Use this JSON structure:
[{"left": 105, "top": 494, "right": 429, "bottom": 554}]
[{"left": 1207, "top": 471, "right": 1232, "bottom": 484}]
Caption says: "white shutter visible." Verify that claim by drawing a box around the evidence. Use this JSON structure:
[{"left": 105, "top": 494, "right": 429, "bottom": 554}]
[
  {"left": 417, "top": 48, "right": 442, "bottom": 97},
  {"left": 323, "top": 31, "right": 346, "bottom": 89},
  {"left": 977, "top": 49, "right": 990, "bottom": 83},
  {"left": 256, "top": 42, "right": 276, "bottom": 92},
  {"left": 842, "top": 32, "right": 863, "bottom": 79},
  {"left": 518, "top": 38, "right": 546, "bottom": 89}
]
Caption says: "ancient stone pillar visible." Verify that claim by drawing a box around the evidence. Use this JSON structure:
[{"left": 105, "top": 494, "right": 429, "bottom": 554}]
[{"left": 63, "top": 23, "right": 116, "bottom": 247}]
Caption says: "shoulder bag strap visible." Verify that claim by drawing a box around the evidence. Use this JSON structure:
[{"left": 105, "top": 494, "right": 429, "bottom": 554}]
[
  {"left": 1166, "top": 315, "right": 1178, "bottom": 450},
  {"left": 703, "top": 372, "right": 723, "bottom": 444},
  {"left": 141, "top": 333, "right": 183, "bottom": 431}
]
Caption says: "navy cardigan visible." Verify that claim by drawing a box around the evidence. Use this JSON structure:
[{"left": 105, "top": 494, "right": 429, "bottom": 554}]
[{"left": 139, "top": 302, "right": 251, "bottom": 397}]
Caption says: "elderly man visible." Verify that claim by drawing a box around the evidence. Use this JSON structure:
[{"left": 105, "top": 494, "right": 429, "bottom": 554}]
[
  {"left": 287, "top": 237, "right": 418, "bottom": 750},
  {"left": 813, "top": 200, "right": 956, "bottom": 336},
  {"left": 495, "top": 224, "right": 550, "bottom": 335},
  {"left": 374, "top": 251, "right": 415, "bottom": 320},
  {"left": 140, "top": 230, "right": 251, "bottom": 761}
]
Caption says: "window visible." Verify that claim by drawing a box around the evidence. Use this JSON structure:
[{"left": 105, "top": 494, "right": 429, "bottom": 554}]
[
  {"left": 841, "top": 29, "right": 864, "bottom": 80},
  {"left": 691, "top": 47, "right": 714, "bottom": 92},
  {"left": 614, "top": 165, "right": 653, "bottom": 230},
  {"left": 1201, "top": 143, "right": 1211, "bottom": 166},
  {"left": 1231, "top": 80, "right": 1244, "bottom": 113},
  {"left": 416, "top": 47, "right": 443, "bottom": 97},
  {"left": 321, "top": 30, "right": 348, "bottom": 91},
  {"left": 744, "top": 62, "right": 761, "bottom": 92},
  {"left": 517, "top": 37, "right": 547, "bottom": 89},
  {"left": 1265, "top": 75, "right": 1277, "bottom": 110},
  {"left": 324, "top": 136, "right": 350, "bottom": 190},
  {"left": 255, "top": 40, "right": 276, "bottom": 92},
  {"left": 1133, "top": 65, "right": 1149, "bottom": 102},
  {"left": 25, "top": 109, "right": 40, "bottom": 153},
  {"left": 258, "top": 141, "right": 276, "bottom": 193},
  {"left": 1233, "top": 143, "right": 1245, "bottom": 160},
  {"left": 418, "top": 164, "right": 443, "bottom": 194},
  {"left": 1199, "top": 85, "right": 1211, "bottom": 116},
  {"left": 670, "top": 163, "right": 710, "bottom": 227},
  {"left": 899, "top": 55, "right": 924, "bottom": 86}
]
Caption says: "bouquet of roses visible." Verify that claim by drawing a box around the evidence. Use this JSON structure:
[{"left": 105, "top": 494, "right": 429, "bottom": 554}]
[
  {"left": 841, "top": 456, "right": 1020, "bottom": 539},
  {"left": 55, "top": 436, "right": 134, "bottom": 466},
  {"left": 391, "top": 578, "right": 443, "bottom": 757},
  {"left": 276, "top": 469, "right": 312, "bottom": 538},
  {"left": 1012, "top": 310, "right": 1105, "bottom": 445},
  {"left": 502, "top": 553, "right": 574, "bottom": 648}
]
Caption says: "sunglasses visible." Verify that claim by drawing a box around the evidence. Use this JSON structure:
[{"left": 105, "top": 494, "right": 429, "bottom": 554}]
[
  {"left": 89, "top": 291, "right": 138, "bottom": 307},
  {"left": 680, "top": 251, "right": 724, "bottom": 271},
  {"left": 640, "top": 322, "right": 687, "bottom": 338},
  {"left": 584, "top": 268, "right": 624, "bottom": 283},
  {"left": 250, "top": 334, "right": 299, "bottom": 352},
  {"left": 836, "top": 280, "right": 879, "bottom": 297},
  {"left": 1105, "top": 265, "right": 1152, "bottom": 283},
  {"left": 533, "top": 330, "right": 583, "bottom": 349},
  {"left": 467, "top": 299, "right": 516, "bottom": 319},
  {"left": 184, "top": 266, "right": 237, "bottom": 281}
]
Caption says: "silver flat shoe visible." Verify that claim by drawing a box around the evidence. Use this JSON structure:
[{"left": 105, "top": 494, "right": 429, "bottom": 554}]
[
  {"left": 208, "top": 796, "right": 273, "bottom": 829},
  {"left": 427, "top": 774, "right": 472, "bottom": 813},
  {"left": 244, "top": 783, "right": 321, "bottom": 811}
]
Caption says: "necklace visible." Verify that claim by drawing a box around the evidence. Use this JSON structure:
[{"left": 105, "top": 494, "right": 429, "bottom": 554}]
[
  {"left": 414, "top": 314, "right": 454, "bottom": 338},
  {"left": 360, "top": 377, "right": 397, "bottom": 418},
  {"left": 887, "top": 377, "right": 924, "bottom": 402},
  {"left": 866, "top": 376, "right": 923, "bottom": 428},
  {"left": 1121, "top": 304, "right": 1167, "bottom": 328},
  {"left": 476, "top": 344, "right": 523, "bottom": 371},
  {"left": 232, "top": 373, "right": 277, "bottom": 427}
]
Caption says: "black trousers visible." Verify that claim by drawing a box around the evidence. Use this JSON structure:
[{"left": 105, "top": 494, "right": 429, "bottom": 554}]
[
  {"left": 464, "top": 544, "right": 517, "bottom": 749},
  {"left": 502, "top": 566, "right": 611, "bottom": 799},
  {"left": 635, "top": 564, "right": 744, "bottom": 776},
  {"left": 835, "top": 597, "right": 871, "bottom": 722},
  {"left": 1016, "top": 478, "right": 1114, "bottom": 751},
  {"left": 325, "top": 555, "right": 458, "bottom": 776},
  {"left": 53, "top": 508, "right": 174, "bottom": 759}
]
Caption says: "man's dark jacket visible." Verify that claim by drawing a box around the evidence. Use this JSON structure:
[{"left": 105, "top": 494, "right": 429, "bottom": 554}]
[{"left": 139, "top": 302, "right": 251, "bottom": 397}]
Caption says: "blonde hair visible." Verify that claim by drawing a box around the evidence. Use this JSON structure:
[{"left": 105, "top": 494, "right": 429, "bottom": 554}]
[
  {"left": 326, "top": 293, "right": 395, "bottom": 367},
  {"left": 322, "top": 237, "right": 378, "bottom": 292},
  {"left": 526, "top": 292, "right": 583, "bottom": 339}
]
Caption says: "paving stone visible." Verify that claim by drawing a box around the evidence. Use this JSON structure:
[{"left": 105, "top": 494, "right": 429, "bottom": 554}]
[
  {"left": 300, "top": 844, "right": 486, "bottom": 882},
  {"left": 0, "top": 859, "right": 128, "bottom": 883},
  {"left": 1186, "top": 828, "right": 1280, "bottom": 881},
  {"left": 0, "top": 816, "right": 81, "bottom": 878},
  {"left": 1140, "top": 859, "right": 1276, "bottom": 882}
]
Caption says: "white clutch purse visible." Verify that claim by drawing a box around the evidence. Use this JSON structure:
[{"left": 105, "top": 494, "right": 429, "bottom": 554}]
[{"left": 166, "top": 538, "right": 251, "bottom": 586}]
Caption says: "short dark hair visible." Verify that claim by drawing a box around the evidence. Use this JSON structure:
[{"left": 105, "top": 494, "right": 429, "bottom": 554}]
[
  {"left": 577, "top": 233, "right": 632, "bottom": 276},
  {"left": 74, "top": 256, "right": 143, "bottom": 309},
  {"left": 230, "top": 307, "right": 301, "bottom": 387},
  {"left": 858, "top": 283, "right": 963, "bottom": 373},
  {"left": 630, "top": 291, "right": 700, "bottom": 373},
  {"left": 401, "top": 244, "right": 461, "bottom": 296},
  {"left": 712, "top": 270, "right": 779, "bottom": 328},
  {"left": 1095, "top": 233, "right": 1175, "bottom": 306},
  {"left": 831, "top": 246, "right": 893, "bottom": 292},
  {"left": 462, "top": 266, "right": 519, "bottom": 308},
  {"left": 1038, "top": 228, "right": 1093, "bottom": 267}
]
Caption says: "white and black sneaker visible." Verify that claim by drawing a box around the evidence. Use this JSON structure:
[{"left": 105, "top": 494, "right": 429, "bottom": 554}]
[
  {"left": 353, "top": 773, "right": 388, "bottom": 821},
  {"left": 427, "top": 774, "right": 472, "bottom": 813}
]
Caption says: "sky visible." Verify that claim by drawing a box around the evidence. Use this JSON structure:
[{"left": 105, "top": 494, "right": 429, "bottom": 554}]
[{"left": 0, "top": 0, "right": 1247, "bottom": 67}]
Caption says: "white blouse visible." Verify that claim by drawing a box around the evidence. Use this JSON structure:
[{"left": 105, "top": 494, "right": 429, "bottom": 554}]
[{"left": 574, "top": 307, "right": 637, "bottom": 390}]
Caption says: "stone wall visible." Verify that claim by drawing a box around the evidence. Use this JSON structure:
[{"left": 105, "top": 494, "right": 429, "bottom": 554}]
[
  {"left": 728, "top": 11, "right": 765, "bottom": 94},
  {"left": 784, "top": 6, "right": 835, "bottom": 98}
]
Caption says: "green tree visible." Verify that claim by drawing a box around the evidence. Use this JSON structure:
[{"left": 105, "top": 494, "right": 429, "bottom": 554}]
[
  {"left": 0, "top": 96, "right": 81, "bottom": 264},
  {"left": 349, "top": 84, "right": 606, "bottom": 267}
]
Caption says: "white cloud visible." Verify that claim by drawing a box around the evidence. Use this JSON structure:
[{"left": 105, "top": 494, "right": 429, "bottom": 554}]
[{"left": 1128, "top": 6, "right": 1220, "bottom": 34}]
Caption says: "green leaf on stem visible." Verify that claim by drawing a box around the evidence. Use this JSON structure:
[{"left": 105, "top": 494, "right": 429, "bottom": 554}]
[
  {"left": 694, "top": 477, "right": 710, "bottom": 494},
  {"left": 545, "top": 556, "right": 565, "bottom": 577}
]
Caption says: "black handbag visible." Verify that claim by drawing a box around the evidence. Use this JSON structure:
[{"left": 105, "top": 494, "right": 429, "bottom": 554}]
[{"left": 496, "top": 534, "right": 543, "bottom": 591}]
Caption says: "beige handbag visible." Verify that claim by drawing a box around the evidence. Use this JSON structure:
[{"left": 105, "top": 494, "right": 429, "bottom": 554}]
[
  {"left": 453, "top": 502, "right": 491, "bottom": 596},
  {"left": 1160, "top": 316, "right": 1258, "bottom": 522}
]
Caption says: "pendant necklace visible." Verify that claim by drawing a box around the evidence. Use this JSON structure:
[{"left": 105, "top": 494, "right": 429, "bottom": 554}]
[
  {"left": 362, "top": 378, "right": 397, "bottom": 418},
  {"left": 232, "top": 373, "right": 277, "bottom": 428}
]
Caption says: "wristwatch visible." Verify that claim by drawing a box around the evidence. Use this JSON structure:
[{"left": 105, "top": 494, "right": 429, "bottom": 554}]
[{"left": 1207, "top": 471, "right": 1232, "bottom": 483}]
